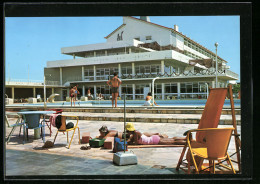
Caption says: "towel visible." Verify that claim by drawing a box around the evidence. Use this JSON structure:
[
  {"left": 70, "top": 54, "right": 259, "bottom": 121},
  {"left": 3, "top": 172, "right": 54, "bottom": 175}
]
[{"left": 49, "top": 114, "right": 60, "bottom": 127}]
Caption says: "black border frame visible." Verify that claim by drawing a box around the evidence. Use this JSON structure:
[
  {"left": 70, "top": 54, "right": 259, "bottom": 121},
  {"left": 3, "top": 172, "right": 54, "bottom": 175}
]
[{"left": 2, "top": 2, "right": 253, "bottom": 183}]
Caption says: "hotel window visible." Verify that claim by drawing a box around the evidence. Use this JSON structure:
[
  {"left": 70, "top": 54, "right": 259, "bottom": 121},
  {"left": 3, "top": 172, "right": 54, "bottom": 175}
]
[
  {"left": 121, "top": 66, "right": 131, "bottom": 75},
  {"left": 134, "top": 37, "right": 140, "bottom": 41},
  {"left": 165, "top": 83, "right": 177, "bottom": 93},
  {"left": 121, "top": 84, "right": 133, "bottom": 94},
  {"left": 84, "top": 69, "right": 94, "bottom": 80},
  {"left": 146, "top": 36, "right": 152, "bottom": 40}
]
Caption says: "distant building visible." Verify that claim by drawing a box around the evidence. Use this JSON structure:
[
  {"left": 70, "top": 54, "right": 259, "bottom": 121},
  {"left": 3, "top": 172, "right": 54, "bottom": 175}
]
[{"left": 6, "top": 16, "right": 239, "bottom": 101}]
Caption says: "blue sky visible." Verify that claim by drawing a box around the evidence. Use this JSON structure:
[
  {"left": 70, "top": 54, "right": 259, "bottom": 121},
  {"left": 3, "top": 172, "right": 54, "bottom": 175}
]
[{"left": 5, "top": 16, "right": 240, "bottom": 81}]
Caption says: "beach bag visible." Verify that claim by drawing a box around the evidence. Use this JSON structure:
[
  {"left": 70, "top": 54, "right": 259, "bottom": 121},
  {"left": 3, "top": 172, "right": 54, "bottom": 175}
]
[{"left": 113, "top": 137, "right": 128, "bottom": 153}]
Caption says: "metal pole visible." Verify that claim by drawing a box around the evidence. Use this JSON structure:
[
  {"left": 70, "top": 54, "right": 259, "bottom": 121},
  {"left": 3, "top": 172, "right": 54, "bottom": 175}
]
[
  {"left": 215, "top": 42, "right": 218, "bottom": 88},
  {"left": 152, "top": 77, "right": 159, "bottom": 106},
  {"left": 44, "top": 75, "right": 46, "bottom": 109},
  {"left": 124, "top": 94, "right": 126, "bottom": 153}
]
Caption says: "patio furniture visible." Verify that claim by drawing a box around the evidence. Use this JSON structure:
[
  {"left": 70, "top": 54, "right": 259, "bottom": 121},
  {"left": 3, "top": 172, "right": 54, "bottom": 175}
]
[
  {"left": 23, "top": 113, "right": 43, "bottom": 141},
  {"left": 17, "top": 111, "right": 56, "bottom": 144},
  {"left": 185, "top": 128, "right": 236, "bottom": 174},
  {"left": 176, "top": 85, "right": 241, "bottom": 173},
  {"left": 5, "top": 112, "right": 24, "bottom": 144},
  {"left": 40, "top": 109, "right": 63, "bottom": 137},
  {"left": 53, "top": 115, "right": 80, "bottom": 149}
]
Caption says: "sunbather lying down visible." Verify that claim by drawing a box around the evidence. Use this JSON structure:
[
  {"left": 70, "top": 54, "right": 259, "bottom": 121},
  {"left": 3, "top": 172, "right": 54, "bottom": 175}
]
[
  {"left": 96, "top": 125, "right": 123, "bottom": 139},
  {"left": 125, "top": 123, "right": 185, "bottom": 145}
]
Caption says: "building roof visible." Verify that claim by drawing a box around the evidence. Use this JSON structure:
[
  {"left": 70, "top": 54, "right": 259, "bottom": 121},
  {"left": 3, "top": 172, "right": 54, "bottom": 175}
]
[{"left": 104, "top": 16, "right": 227, "bottom": 63}]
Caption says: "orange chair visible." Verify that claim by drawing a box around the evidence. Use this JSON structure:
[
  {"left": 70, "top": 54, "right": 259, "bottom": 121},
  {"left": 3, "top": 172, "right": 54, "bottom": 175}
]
[
  {"left": 185, "top": 128, "right": 236, "bottom": 174},
  {"left": 53, "top": 115, "right": 80, "bottom": 149},
  {"left": 176, "top": 88, "right": 228, "bottom": 172}
]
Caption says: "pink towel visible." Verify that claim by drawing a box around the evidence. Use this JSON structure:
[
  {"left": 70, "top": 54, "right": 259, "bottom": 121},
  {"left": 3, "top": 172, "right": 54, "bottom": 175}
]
[{"left": 49, "top": 114, "right": 60, "bottom": 127}]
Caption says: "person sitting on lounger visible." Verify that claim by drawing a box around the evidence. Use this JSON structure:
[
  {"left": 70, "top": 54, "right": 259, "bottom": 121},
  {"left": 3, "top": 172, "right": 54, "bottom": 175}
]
[
  {"left": 125, "top": 123, "right": 184, "bottom": 145},
  {"left": 144, "top": 92, "right": 159, "bottom": 106},
  {"left": 96, "top": 125, "right": 123, "bottom": 139}
]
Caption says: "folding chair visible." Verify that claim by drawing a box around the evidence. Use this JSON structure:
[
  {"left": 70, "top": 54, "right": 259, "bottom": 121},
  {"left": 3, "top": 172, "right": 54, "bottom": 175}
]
[
  {"left": 5, "top": 113, "right": 24, "bottom": 144},
  {"left": 185, "top": 128, "right": 236, "bottom": 174},
  {"left": 53, "top": 115, "right": 80, "bottom": 149}
]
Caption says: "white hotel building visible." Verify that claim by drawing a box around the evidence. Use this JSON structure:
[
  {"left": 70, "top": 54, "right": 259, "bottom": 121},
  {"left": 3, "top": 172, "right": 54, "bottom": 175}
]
[{"left": 44, "top": 16, "right": 239, "bottom": 101}]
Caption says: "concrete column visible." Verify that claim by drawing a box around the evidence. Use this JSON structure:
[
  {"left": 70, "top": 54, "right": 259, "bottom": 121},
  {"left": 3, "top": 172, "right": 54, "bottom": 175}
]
[
  {"left": 94, "top": 65, "right": 96, "bottom": 80},
  {"left": 161, "top": 60, "right": 164, "bottom": 74},
  {"left": 82, "top": 84, "right": 85, "bottom": 96},
  {"left": 33, "top": 87, "right": 36, "bottom": 98},
  {"left": 94, "top": 51, "right": 96, "bottom": 57},
  {"left": 60, "top": 67, "right": 62, "bottom": 85},
  {"left": 105, "top": 50, "right": 107, "bottom": 56},
  {"left": 67, "top": 88, "right": 70, "bottom": 97},
  {"left": 94, "top": 85, "right": 97, "bottom": 99},
  {"left": 12, "top": 87, "right": 14, "bottom": 99},
  {"left": 52, "top": 88, "right": 54, "bottom": 94},
  {"left": 82, "top": 66, "right": 84, "bottom": 81},
  {"left": 212, "top": 81, "right": 215, "bottom": 88},
  {"left": 132, "top": 84, "right": 135, "bottom": 100},
  {"left": 177, "top": 82, "right": 181, "bottom": 99},
  {"left": 132, "top": 62, "right": 135, "bottom": 78},
  {"left": 149, "top": 83, "right": 152, "bottom": 92},
  {"left": 118, "top": 64, "right": 121, "bottom": 77},
  {"left": 162, "top": 83, "right": 165, "bottom": 100},
  {"left": 129, "top": 48, "right": 132, "bottom": 54},
  {"left": 73, "top": 54, "right": 75, "bottom": 59}
]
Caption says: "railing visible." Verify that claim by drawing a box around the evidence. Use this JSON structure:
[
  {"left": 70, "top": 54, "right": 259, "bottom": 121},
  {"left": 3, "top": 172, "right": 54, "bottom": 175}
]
[
  {"left": 5, "top": 79, "right": 60, "bottom": 86},
  {"left": 120, "top": 69, "right": 239, "bottom": 80},
  {"left": 225, "top": 70, "right": 239, "bottom": 79}
]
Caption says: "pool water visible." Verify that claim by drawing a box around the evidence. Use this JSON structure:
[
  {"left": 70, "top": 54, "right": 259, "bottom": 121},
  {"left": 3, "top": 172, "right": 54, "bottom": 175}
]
[{"left": 6, "top": 99, "right": 241, "bottom": 108}]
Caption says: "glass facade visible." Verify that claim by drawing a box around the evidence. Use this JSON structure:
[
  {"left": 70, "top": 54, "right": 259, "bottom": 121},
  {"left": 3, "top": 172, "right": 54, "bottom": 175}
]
[{"left": 96, "top": 67, "right": 118, "bottom": 80}]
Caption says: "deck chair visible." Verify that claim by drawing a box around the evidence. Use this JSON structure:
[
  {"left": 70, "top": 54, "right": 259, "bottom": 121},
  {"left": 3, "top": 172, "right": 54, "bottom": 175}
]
[
  {"left": 185, "top": 128, "right": 236, "bottom": 174},
  {"left": 176, "top": 85, "right": 241, "bottom": 173},
  {"left": 5, "top": 113, "right": 24, "bottom": 144},
  {"left": 176, "top": 87, "right": 228, "bottom": 172},
  {"left": 53, "top": 115, "right": 80, "bottom": 149}
]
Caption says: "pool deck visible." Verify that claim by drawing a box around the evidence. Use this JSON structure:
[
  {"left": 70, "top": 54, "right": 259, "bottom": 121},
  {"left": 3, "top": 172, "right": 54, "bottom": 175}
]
[{"left": 5, "top": 117, "right": 241, "bottom": 178}]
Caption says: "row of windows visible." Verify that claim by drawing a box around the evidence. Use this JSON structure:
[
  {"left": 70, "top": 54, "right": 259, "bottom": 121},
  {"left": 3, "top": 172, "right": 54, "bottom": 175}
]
[
  {"left": 184, "top": 50, "right": 203, "bottom": 60},
  {"left": 84, "top": 64, "right": 161, "bottom": 80},
  {"left": 184, "top": 38, "right": 222, "bottom": 63},
  {"left": 134, "top": 36, "right": 152, "bottom": 41}
]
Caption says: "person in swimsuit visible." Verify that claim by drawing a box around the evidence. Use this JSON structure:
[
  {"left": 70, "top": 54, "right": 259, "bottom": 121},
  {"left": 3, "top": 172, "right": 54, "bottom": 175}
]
[
  {"left": 96, "top": 125, "right": 123, "bottom": 139},
  {"left": 125, "top": 123, "right": 185, "bottom": 145},
  {"left": 144, "top": 92, "right": 159, "bottom": 106},
  {"left": 74, "top": 84, "right": 79, "bottom": 101},
  {"left": 107, "top": 72, "right": 122, "bottom": 108},
  {"left": 87, "top": 88, "right": 93, "bottom": 100},
  {"left": 69, "top": 86, "right": 75, "bottom": 107}
]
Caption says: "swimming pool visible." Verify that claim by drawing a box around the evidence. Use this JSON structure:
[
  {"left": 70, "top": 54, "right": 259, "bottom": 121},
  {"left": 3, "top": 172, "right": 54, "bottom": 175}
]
[{"left": 6, "top": 99, "right": 241, "bottom": 108}]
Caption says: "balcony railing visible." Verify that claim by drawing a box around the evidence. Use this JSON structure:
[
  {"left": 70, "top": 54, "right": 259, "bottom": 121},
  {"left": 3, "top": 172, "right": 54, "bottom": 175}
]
[
  {"left": 120, "top": 69, "right": 239, "bottom": 80},
  {"left": 5, "top": 79, "right": 60, "bottom": 86}
]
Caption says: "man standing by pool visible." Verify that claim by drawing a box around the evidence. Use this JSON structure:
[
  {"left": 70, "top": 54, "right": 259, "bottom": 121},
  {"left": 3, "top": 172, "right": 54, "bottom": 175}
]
[{"left": 107, "top": 72, "right": 122, "bottom": 108}]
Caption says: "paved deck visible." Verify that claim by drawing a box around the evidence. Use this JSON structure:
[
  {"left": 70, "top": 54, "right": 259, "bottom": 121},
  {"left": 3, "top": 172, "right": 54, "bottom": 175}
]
[{"left": 5, "top": 117, "right": 241, "bottom": 177}]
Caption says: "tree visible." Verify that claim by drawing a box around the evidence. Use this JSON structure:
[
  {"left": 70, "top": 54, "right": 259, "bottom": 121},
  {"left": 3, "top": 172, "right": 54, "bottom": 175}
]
[{"left": 232, "top": 83, "right": 240, "bottom": 94}]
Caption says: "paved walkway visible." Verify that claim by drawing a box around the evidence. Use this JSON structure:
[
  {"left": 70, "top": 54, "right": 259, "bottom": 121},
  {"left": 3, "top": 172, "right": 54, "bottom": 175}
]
[{"left": 5, "top": 118, "right": 241, "bottom": 177}]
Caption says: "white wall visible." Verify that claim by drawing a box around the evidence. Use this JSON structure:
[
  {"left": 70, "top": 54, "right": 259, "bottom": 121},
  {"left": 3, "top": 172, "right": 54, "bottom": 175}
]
[{"left": 107, "top": 17, "right": 172, "bottom": 46}]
